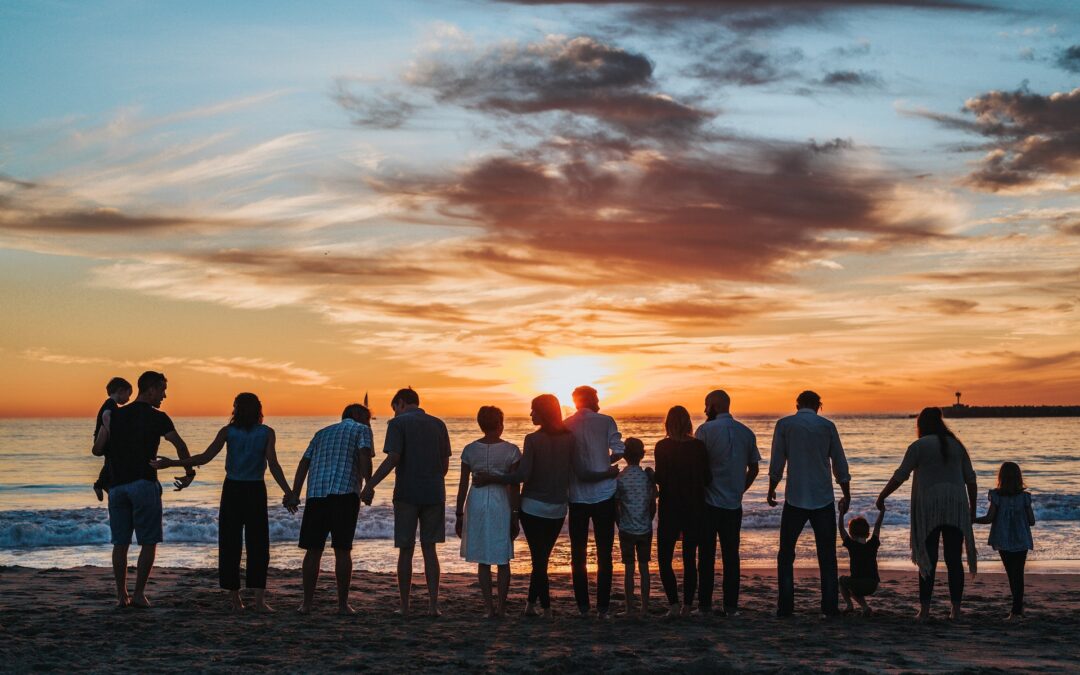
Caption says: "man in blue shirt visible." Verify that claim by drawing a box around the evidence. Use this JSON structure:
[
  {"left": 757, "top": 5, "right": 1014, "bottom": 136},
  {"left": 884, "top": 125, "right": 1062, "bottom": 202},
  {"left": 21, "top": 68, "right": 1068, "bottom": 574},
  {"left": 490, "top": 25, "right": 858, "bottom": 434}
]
[
  {"left": 695, "top": 389, "right": 760, "bottom": 615},
  {"left": 768, "top": 390, "right": 851, "bottom": 617},
  {"left": 287, "top": 404, "right": 373, "bottom": 615},
  {"left": 362, "top": 388, "right": 452, "bottom": 617}
]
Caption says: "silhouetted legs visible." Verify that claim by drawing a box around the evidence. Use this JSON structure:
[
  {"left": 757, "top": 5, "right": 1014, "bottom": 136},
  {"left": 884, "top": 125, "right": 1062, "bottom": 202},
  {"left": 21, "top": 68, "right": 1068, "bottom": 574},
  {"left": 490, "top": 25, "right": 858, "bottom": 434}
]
[{"left": 777, "top": 502, "right": 838, "bottom": 617}]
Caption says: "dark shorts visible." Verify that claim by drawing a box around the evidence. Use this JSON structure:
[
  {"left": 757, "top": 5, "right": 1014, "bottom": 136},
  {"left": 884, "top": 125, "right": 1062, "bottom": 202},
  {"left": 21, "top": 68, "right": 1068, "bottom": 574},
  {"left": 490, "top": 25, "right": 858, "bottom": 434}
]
[
  {"left": 839, "top": 576, "right": 879, "bottom": 597},
  {"left": 393, "top": 501, "right": 445, "bottom": 548},
  {"left": 618, "top": 530, "right": 653, "bottom": 562},
  {"left": 108, "top": 479, "right": 163, "bottom": 546},
  {"left": 299, "top": 493, "right": 360, "bottom": 550}
]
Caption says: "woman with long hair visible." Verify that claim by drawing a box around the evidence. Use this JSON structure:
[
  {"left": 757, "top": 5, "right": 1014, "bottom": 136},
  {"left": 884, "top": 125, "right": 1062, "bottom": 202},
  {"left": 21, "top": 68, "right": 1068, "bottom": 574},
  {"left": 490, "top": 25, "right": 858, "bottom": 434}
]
[
  {"left": 151, "top": 393, "right": 293, "bottom": 611},
  {"left": 877, "top": 407, "right": 978, "bottom": 620},
  {"left": 653, "top": 405, "right": 711, "bottom": 617},
  {"left": 474, "top": 394, "right": 575, "bottom": 617}
]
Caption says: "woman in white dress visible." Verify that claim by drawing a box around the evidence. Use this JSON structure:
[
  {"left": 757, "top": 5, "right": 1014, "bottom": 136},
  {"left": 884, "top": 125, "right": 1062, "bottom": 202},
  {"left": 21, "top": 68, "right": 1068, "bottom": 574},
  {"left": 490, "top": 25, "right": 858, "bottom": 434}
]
[{"left": 455, "top": 406, "right": 521, "bottom": 617}]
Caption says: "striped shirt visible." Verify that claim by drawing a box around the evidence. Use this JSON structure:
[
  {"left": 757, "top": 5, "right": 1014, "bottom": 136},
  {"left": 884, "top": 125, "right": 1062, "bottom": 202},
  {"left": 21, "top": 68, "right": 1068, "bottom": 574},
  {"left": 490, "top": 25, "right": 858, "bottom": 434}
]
[{"left": 303, "top": 419, "right": 373, "bottom": 499}]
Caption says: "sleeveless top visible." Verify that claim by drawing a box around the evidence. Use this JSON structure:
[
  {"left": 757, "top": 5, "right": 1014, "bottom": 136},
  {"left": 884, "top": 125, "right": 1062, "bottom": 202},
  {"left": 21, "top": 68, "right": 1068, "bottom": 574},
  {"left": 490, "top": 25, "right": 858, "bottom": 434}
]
[
  {"left": 225, "top": 424, "right": 270, "bottom": 481},
  {"left": 988, "top": 490, "right": 1034, "bottom": 552}
]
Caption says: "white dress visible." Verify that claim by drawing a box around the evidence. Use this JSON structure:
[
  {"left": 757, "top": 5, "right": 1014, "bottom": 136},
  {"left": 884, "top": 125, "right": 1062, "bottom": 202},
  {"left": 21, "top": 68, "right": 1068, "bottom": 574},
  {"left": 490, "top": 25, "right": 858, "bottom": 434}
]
[{"left": 460, "top": 440, "right": 522, "bottom": 565}]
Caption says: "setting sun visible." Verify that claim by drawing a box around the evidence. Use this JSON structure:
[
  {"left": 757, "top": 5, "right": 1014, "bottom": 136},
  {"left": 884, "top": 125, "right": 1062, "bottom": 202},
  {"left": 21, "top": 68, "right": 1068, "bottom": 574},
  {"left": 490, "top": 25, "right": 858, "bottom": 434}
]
[{"left": 531, "top": 355, "right": 614, "bottom": 408}]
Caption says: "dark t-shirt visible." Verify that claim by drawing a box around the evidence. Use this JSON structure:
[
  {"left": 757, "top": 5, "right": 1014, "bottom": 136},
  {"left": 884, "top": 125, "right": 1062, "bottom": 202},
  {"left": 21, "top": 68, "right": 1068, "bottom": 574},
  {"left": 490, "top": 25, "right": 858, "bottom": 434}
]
[
  {"left": 107, "top": 401, "right": 175, "bottom": 488},
  {"left": 653, "top": 437, "right": 711, "bottom": 523},
  {"left": 95, "top": 398, "right": 119, "bottom": 437},
  {"left": 383, "top": 408, "right": 451, "bottom": 506},
  {"left": 844, "top": 536, "right": 880, "bottom": 581}
]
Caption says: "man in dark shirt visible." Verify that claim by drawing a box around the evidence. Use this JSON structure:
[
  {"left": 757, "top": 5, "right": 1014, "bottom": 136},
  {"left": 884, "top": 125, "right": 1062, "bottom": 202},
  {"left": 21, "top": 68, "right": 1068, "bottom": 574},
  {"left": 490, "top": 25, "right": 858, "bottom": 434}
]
[
  {"left": 93, "top": 371, "right": 194, "bottom": 608},
  {"left": 361, "top": 388, "right": 451, "bottom": 617}
]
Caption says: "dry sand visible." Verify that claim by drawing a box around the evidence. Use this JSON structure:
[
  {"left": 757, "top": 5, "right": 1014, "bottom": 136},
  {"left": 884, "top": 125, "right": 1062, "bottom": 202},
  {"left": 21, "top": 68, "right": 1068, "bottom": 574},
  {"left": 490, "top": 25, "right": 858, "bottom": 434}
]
[{"left": 1, "top": 565, "right": 1078, "bottom": 672}]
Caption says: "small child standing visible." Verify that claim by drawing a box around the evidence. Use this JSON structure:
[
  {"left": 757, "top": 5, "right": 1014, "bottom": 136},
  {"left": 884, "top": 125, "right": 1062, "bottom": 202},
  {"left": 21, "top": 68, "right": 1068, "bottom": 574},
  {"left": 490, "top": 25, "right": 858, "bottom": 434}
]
[
  {"left": 92, "top": 377, "right": 132, "bottom": 501},
  {"left": 838, "top": 502, "right": 885, "bottom": 615},
  {"left": 614, "top": 437, "right": 655, "bottom": 618},
  {"left": 975, "top": 461, "right": 1035, "bottom": 619}
]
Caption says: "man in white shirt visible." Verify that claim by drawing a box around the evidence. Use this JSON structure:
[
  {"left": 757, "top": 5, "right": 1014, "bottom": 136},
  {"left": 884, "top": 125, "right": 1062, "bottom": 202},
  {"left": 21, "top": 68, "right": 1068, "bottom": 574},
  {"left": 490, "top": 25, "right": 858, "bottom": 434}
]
[
  {"left": 768, "top": 390, "right": 851, "bottom": 617},
  {"left": 695, "top": 389, "right": 760, "bottom": 615},
  {"left": 565, "top": 385, "right": 624, "bottom": 618}
]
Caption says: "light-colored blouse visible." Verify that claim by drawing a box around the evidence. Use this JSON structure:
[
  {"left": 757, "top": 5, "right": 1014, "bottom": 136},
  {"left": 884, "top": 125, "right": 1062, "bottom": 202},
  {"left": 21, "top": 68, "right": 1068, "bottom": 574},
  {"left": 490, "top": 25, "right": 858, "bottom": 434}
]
[{"left": 891, "top": 434, "right": 978, "bottom": 575}]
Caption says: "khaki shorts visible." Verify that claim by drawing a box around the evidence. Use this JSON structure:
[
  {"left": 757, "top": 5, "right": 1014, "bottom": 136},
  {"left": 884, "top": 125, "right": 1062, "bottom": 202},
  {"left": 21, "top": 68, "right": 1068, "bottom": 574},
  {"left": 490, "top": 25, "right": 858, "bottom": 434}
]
[{"left": 393, "top": 501, "right": 445, "bottom": 548}]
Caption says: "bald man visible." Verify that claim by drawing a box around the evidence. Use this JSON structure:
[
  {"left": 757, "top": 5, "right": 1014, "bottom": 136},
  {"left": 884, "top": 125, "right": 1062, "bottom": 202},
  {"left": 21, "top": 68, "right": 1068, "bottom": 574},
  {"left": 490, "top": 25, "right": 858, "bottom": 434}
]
[{"left": 694, "top": 389, "right": 760, "bottom": 615}]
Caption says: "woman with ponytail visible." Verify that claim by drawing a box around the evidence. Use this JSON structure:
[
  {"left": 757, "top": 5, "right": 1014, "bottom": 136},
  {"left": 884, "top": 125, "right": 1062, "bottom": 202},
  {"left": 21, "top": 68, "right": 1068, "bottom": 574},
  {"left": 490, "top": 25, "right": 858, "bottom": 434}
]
[{"left": 877, "top": 407, "right": 978, "bottom": 620}]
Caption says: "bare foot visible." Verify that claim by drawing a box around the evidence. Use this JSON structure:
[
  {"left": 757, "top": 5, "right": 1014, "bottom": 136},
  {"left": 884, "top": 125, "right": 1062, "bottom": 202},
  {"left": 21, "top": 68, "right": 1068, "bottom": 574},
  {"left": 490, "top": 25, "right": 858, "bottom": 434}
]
[
  {"left": 338, "top": 604, "right": 357, "bottom": 616},
  {"left": 597, "top": 611, "right": 611, "bottom": 621},
  {"left": 665, "top": 604, "right": 681, "bottom": 618},
  {"left": 523, "top": 603, "right": 540, "bottom": 617},
  {"left": 115, "top": 595, "right": 131, "bottom": 609},
  {"left": 915, "top": 607, "right": 930, "bottom": 622},
  {"left": 680, "top": 605, "right": 694, "bottom": 617},
  {"left": 253, "top": 601, "right": 275, "bottom": 613},
  {"left": 94, "top": 485, "right": 104, "bottom": 502},
  {"left": 394, "top": 607, "right": 409, "bottom": 618},
  {"left": 132, "top": 594, "right": 151, "bottom": 609},
  {"left": 1006, "top": 612, "right": 1024, "bottom": 621},
  {"left": 428, "top": 607, "right": 442, "bottom": 618},
  {"left": 578, "top": 607, "right": 590, "bottom": 618},
  {"left": 228, "top": 592, "right": 245, "bottom": 612},
  {"left": 948, "top": 604, "right": 962, "bottom": 621},
  {"left": 297, "top": 604, "right": 312, "bottom": 615}
]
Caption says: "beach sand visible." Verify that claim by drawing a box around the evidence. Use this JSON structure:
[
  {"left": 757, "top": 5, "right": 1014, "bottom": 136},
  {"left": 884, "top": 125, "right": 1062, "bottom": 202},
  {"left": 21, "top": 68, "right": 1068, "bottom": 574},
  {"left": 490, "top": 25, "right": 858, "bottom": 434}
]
[{"left": 1, "top": 565, "right": 1078, "bottom": 672}]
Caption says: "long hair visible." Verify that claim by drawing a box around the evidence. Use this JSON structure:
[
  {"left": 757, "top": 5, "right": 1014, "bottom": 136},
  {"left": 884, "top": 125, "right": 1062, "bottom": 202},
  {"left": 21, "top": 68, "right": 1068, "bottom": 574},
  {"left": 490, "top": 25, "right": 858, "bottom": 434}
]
[
  {"left": 532, "top": 394, "right": 568, "bottom": 434},
  {"left": 665, "top": 405, "right": 693, "bottom": 439},
  {"left": 916, "top": 407, "right": 965, "bottom": 462},
  {"left": 230, "top": 392, "right": 263, "bottom": 431},
  {"left": 997, "top": 461, "right": 1025, "bottom": 496}
]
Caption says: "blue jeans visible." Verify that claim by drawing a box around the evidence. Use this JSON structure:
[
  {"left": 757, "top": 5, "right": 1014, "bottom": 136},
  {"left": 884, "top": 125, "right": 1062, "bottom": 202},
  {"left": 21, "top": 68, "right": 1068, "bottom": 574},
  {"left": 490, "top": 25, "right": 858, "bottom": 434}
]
[
  {"left": 108, "top": 479, "right": 163, "bottom": 545},
  {"left": 777, "top": 502, "right": 838, "bottom": 616}
]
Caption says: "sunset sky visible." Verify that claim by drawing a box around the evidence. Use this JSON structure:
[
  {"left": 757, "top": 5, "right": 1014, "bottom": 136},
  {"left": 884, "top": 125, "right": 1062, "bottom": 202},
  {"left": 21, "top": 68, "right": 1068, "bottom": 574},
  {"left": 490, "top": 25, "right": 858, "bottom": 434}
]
[{"left": 2, "top": 0, "right": 1078, "bottom": 417}]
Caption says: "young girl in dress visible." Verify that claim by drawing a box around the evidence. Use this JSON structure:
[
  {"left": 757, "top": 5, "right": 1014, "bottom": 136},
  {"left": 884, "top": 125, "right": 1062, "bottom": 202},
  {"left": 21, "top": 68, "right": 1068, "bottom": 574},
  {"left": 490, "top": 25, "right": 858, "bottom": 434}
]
[
  {"left": 974, "top": 461, "right": 1036, "bottom": 619},
  {"left": 455, "top": 406, "right": 521, "bottom": 617}
]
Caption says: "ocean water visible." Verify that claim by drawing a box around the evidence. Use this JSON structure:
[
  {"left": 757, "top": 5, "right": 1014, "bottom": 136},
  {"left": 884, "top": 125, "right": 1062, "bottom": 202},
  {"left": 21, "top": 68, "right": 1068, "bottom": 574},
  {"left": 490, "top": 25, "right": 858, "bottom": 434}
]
[{"left": 1, "top": 415, "right": 1079, "bottom": 574}]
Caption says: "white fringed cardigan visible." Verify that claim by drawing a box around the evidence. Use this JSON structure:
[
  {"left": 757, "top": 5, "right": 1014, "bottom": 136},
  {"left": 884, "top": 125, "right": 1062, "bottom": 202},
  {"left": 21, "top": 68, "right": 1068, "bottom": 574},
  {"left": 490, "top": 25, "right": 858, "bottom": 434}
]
[{"left": 891, "top": 435, "right": 978, "bottom": 577}]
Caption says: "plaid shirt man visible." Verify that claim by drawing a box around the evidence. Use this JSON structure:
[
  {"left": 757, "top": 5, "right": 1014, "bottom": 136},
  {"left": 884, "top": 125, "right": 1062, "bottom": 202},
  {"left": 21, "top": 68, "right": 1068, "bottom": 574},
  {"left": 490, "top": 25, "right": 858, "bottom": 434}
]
[{"left": 303, "top": 418, "right": 374, "bottom": 499}]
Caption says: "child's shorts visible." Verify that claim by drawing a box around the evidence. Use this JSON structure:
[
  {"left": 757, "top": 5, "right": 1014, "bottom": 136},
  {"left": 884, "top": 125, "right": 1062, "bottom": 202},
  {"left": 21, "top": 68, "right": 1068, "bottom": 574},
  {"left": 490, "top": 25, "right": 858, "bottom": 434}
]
[
  {"left": 839, "top": 575, "right": 878, "bottom": 597},
  {"left": 619, "top": 530, "right": 652, "bottom": 563}
]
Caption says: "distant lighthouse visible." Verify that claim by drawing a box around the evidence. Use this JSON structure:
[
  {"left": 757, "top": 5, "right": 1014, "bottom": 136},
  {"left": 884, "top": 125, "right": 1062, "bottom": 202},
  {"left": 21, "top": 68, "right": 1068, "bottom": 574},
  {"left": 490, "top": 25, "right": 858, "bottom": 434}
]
[{"left": 955, "top": 391, "right": 962, "bottom": 406}]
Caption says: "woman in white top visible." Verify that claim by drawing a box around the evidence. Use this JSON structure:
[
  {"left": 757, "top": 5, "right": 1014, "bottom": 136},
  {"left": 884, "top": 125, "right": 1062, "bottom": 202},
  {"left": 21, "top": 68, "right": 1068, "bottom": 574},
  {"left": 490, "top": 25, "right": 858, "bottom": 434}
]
[{"left": 455, "top": 406, "right": 521, "bottom": 617}]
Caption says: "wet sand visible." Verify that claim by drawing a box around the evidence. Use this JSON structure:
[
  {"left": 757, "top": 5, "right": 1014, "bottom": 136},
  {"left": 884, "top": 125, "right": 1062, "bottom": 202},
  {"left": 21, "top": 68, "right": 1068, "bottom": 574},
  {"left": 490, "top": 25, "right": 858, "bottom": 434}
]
[{"left": 1, "top": 565, "right": 1078, "bottom": 672}]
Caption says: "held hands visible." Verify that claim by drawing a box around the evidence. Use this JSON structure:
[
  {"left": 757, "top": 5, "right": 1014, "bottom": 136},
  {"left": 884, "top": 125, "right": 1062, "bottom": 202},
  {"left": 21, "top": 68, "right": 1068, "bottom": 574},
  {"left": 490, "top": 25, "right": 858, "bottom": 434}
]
[
  {"left": 359, "top": 485, "right": 375, "bottom": 506},
  {"left": 149, "top": 456, "right": 175, "bottom": 470},
  {"left": 767, "top": 488, "right": 778, "bottom": 507},
  {"left": 455, "top": 514, "right": 464, "bottom": 538},
  {"left": 838, "top": 496, "right": 851, "bottom": 514},
  {"left": 875, "top": 496, "right": 887, "bottom": 512},
  {"left": 282, "top": 491, "right": 300, "bottom": 514}
]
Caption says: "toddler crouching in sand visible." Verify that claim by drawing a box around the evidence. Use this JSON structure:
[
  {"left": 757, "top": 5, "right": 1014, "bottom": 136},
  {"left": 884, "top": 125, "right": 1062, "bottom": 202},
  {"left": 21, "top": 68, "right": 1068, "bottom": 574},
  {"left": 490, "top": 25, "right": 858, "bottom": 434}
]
[{"left": 838, "top": 502, "right": 884, "bottom": 615}]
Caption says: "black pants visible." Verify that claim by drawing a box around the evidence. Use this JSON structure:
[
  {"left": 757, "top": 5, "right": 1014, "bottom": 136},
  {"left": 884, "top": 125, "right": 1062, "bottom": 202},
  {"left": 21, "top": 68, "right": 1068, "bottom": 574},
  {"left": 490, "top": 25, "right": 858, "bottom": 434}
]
[
  {"left": 569, "top": 498, "right": 616, "bottom": 613},
  {"left": 520, "top": 511, "right": 564, "bottom": 609},
  {"left": 219, "top": 479, "right": 269, "bottom": 591},
  {"left": 657, "top": 518, "right": 699, "bottom": 606},
  {"left": 1000, "top": 550, "right": 1027, "bottom": 615},
  {"left": 777, "top": 502, "right": 838, "bottom": 616},
  {"left": 699, "top": 506, "right": 742, "bottom": 611},
  {"left": 918, "top": 525, "right": 965, "bottom": 605}
]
